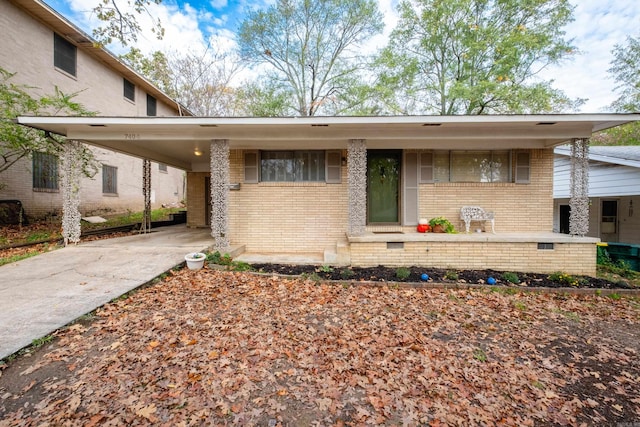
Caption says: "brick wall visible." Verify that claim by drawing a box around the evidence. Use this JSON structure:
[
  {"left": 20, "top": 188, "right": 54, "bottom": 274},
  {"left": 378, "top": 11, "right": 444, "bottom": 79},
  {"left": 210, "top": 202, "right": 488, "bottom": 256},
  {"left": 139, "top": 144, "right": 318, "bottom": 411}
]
[
  {"left": 349, "top": 241, "right": 596, "bottom": 276},
  {"left": 418, "top": 149, "right": 553, "bottom": 232}
]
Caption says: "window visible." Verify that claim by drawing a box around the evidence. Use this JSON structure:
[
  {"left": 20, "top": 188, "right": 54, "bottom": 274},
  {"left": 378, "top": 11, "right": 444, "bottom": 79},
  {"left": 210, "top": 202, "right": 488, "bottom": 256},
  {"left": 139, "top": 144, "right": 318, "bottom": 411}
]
[
  {"left": 261, "top": 151, "right": 326, "bottom": 182},
  {"left": 53, "top": 33, "right": 76, "bottom": 76},
  {"left": 158, "top": 163, "right": 167, "bottom": 172},
  {"left": 32, "top": 152, "right": 58, "bottom": 191},
  {"left": 102, "top": 165, "right": 118, "bottom": 194},
  {"left": 124, "top": 78, "right": 135, "bottom": 102},
  {"left": 419, "top": 150, "right": 518, "bottom": 183},
  {"left": 147, "top": 94, "right": 157, "bottom": 116},
  {"left": 450, "top": 151, "right": 510, "bottom": 182}
]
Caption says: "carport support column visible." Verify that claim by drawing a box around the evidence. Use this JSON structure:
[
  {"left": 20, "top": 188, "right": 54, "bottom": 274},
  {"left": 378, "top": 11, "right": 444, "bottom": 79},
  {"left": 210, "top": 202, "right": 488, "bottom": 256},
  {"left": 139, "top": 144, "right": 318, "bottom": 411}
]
[
  {"left": 61, "top": 139, "right": 82, "bottom": 245},
  {"left": 348, "top": 139, "right": 367, "bottom": 235},
  {"left": 210, "top": 139, "right": 230, "bottom": 251},
  {"left": 569, "top": 138, "right": 590, "bottom": 236}
]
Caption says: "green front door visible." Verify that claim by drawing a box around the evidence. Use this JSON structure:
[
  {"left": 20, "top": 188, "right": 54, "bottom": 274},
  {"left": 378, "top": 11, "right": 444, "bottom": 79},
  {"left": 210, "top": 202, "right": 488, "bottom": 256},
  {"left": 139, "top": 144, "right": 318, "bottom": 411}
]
[{"left": 367, "top": 150, "right": 401, "bottom": 224}]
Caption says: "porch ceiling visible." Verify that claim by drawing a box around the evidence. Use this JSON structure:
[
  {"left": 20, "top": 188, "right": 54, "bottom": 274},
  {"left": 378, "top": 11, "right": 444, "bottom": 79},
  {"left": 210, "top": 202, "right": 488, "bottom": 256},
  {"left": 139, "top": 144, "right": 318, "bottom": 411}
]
[{"left": 18, "top": 114, "right": 639, "bottom": 171}]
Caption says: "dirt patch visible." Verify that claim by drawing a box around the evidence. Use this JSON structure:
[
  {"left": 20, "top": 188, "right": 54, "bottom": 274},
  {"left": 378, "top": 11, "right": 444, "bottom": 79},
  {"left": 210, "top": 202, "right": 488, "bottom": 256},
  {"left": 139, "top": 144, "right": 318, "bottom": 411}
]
[
  {"left": 1, "top": 269, "right": 639, "bottom": 426},
  {"left": 249, "top": 263, "right": 634, "bottom": 289}
]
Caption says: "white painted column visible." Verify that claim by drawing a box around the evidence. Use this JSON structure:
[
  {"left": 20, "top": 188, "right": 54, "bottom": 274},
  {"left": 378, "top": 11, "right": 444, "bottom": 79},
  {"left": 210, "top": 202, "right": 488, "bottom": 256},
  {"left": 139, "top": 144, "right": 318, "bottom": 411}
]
[{"left": 210, "top": 139, "right": 230, "bottom": 251}]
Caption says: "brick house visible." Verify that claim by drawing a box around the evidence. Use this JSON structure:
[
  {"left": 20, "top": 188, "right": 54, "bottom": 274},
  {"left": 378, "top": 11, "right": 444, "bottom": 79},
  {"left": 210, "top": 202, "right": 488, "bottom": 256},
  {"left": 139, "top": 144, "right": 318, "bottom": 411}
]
[
  {"left": 0, "top": 0, "right": 188, "bottom": 220},
  {"left": 18, "top": 114, "right": 640, "bottom": 276}
]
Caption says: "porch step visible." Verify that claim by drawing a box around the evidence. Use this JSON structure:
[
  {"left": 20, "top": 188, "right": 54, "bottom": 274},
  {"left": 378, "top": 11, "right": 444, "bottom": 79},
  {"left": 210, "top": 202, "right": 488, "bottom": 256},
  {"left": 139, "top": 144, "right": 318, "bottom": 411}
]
[{"left": 323, "top": 241, "right": 351, "bottom": 266}]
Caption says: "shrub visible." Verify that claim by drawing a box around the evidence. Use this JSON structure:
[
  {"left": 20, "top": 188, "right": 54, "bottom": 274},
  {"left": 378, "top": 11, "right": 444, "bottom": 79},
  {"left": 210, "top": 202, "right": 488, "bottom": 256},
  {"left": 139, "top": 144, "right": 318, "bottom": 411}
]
[
  {"left": 340, "top": 268, "right": 355, "bottom": 279},
  {"left": 502, "top": 272, "right": 520, "bottom": 284},
  {"left": 395, "top": 267, "right": 411, "bottom": 280},
  {"left": 444, "top": 270, "right": 459, "bottom": 281}
]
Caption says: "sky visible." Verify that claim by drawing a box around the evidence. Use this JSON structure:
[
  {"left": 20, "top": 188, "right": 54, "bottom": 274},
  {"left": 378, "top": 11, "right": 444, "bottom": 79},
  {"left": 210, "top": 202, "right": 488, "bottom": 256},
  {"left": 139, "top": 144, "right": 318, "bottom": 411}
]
[{"left": 44, "top": 0, "right": 640, "bottom": 113}]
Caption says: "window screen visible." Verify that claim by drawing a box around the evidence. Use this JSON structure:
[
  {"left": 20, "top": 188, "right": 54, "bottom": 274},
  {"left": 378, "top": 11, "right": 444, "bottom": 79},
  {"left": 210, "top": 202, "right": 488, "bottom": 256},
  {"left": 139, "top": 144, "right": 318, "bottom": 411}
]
[
  {"left": 124, "top": 78, "right": 135, "bottom": 101},
  {"left": 102, "top": 165, "right": 118, "bottom": 194},
  {"left": 32, "top": 152, "right": 59, "bottom": 191},
  {"left": 54, "top": 33, "right": 76, "bottom": 76},
  {"left": 147, "top": 94, "right": 157, "bottom": 116}
]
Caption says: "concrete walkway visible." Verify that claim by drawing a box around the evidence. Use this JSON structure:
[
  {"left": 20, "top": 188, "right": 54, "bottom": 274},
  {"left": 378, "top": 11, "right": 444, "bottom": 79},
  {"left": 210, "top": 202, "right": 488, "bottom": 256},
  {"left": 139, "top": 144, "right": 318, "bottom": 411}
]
[{"left": 0, "top": 225, "right": 213, "bottom": 360}]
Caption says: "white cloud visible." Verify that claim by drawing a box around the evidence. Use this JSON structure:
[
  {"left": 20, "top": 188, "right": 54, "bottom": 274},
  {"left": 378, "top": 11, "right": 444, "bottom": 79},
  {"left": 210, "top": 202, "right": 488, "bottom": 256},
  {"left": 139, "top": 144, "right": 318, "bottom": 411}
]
[
  {"left": 209, "top": 0, "right": 228, "bottom": 10},
  {"left": 538, "top": 0, "right": 640, "bottom": 112}
]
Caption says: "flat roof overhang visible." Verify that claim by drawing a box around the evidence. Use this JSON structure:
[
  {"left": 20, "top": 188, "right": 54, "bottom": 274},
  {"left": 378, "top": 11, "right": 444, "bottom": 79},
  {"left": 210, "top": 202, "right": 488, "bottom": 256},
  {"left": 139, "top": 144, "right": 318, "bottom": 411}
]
[{"left": 17, "top": 114, "right": 640, "bottom": 171}]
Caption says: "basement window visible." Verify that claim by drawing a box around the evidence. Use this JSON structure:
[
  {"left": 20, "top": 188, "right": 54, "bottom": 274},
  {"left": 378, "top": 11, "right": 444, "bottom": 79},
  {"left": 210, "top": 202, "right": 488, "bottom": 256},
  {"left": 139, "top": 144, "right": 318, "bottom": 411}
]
[{"left": 537, "top": 243, "right": 554, "bottom": 250}]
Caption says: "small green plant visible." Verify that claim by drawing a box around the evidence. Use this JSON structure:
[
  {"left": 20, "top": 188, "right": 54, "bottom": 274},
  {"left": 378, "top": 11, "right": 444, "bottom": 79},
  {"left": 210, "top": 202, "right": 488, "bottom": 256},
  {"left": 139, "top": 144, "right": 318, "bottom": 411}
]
[
  {"left": 31, "top": 334, "right": 54, "bottom": 348},
  {"left": 340, "top": 268, "right": 355, "bottom": 280},
  {"left": 514, "top": 301, "right": 527, "bottom": 311},
  {"left": 444, "top": 270, "right": 459, "bottom": 281},
  {"left": 473, "top": 348, "right": 487, "bottom": 362},
  {"left": 207, "top": 251, "right": 232, "bottom": 265},
  {"left": 548, "top": 271, "right": 581, "bottom": 287},
  {"left": 231, "top": 261, "right": 253, "bottom": 272},
  {"left": 608, "top": 293, "right": 622, "bottom": 300},
  {"left": 395, "top": 267, "right": 411, "bottom": 280},
  {"left": 26, "top": 231, "right": 51, "bottom": 242},
  {"left": 428, "top": 217, "right": 456, "bottom": 233},
  {"left": 502, "top": 272, "right": 520, "bottom": 284},
  {"left": 317, "top": 265, "right": 334, "bottom": 273}
]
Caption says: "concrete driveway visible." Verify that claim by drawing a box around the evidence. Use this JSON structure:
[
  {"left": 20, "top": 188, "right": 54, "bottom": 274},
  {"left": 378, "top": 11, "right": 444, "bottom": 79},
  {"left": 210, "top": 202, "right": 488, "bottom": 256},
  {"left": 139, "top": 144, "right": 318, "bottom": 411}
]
[{"left": 0, "top": 225, "right": 213, "bottom": 360}]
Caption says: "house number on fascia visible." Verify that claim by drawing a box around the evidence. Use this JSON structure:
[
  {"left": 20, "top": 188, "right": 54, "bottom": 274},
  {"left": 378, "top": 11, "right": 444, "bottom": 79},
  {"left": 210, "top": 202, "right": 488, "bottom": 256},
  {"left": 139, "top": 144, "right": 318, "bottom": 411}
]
[{"left": 124, "top": 133, "right": 140, "bottom": 140}]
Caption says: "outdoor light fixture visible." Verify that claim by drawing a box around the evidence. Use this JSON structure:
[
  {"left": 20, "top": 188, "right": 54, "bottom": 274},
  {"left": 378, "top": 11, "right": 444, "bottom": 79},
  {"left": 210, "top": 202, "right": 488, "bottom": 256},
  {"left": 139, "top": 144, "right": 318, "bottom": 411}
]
[{"left": 194, "top": 148, "right": 202, "bottom": 156}]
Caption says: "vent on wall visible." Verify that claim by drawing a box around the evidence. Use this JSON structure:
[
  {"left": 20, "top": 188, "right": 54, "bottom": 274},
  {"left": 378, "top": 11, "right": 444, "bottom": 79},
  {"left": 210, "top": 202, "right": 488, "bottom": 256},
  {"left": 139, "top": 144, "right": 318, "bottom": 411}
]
[
  {"left": 537, "top": 242, "right": 554, "bottom": 250},
  {"left": 387, "top": 242, "right": 404, "bottom": 249}
]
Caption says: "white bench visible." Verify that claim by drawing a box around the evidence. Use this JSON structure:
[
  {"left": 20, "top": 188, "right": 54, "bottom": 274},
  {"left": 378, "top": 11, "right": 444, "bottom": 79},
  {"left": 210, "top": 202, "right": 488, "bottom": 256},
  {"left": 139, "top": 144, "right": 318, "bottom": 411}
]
[{"left": 460, "top": 206, "right": 495, "bottom": 233}]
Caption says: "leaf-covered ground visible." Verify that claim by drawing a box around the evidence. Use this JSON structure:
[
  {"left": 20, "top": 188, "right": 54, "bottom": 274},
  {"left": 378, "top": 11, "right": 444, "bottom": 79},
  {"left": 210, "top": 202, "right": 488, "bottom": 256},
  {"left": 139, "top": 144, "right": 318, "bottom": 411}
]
[{"left": 1, "top": 268, "right": 640, "bottom": 426}]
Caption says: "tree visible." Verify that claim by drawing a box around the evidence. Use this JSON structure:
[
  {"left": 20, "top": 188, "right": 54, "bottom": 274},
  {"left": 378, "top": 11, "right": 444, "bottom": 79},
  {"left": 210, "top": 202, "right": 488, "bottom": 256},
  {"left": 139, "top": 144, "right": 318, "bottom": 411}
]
[
  {"left": 237, "top": 0, "right": 384, "bottom": 116},
  {"left": 0, "top": 67, "right": 97, "bottom": 180},
  {"left": 92, "top": 0, "right": 164, "bottom": 46},
  {"left": 591, "top": 35, "right": 640, "bottom": 146},
  {"left": 120, "top": 48, "right": 173, "bottom": 96},
  {"left": 121, "top": 45, "right": 243, "bottom": 116},
  {"left": 608, "top": 35, "right": 640, "bottom": 113},
  {"left": 377, "top": 0, "right": 582, "bottom": 115}
]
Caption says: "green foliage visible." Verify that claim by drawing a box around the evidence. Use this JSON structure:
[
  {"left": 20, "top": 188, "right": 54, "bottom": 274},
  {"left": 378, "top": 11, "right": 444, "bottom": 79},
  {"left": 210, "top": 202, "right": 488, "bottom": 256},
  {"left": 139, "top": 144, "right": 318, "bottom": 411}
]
[
  {"left": 548, "top": 271, "right": 586, "bottom": 287},
  {"left": 429, "top": 217, "right": 456, "bottom": 233},
  {"left": 395, "top": 267, "right": 411, "bottom": 280},
  {"left": 376, "top": 0, "right": 581, "bottom": 114},
  {"left": 473, "top": 348, "right": 487, "bottom": 362},
  {"left": 444, "top": 270, "right": 459, "bottom": 281},
  {"left": 91, "top": 0, "right": 164, "bottom": 46},
  {"left": 590, "top": 122, "right": 640, "bottom": 146},
  {"left": 207, "top": 251, "right": 233, "bottom": 266},
  {"left": 608, "top": 35, "right": 640, "bottom": 113},
  {"left": 0, "top": 67, "right": 98, "bottom": 178},
  {"left": 502, "top": 272, "right": 520, "bottom": 284},
  {"left": 237, "top": 0, "right": 384, "bottom": 116},
  {"left": 318, "top": 265, "right": 334, "bottom": 273},
  {"left": 230, "top": 261, "right": 253, "bottom": 272},
  {"left": 31, "top": 334, "right": 54, "bottom": 348},
  {"left": 340, "top": 268, "right": 355, "bottom": 280}
]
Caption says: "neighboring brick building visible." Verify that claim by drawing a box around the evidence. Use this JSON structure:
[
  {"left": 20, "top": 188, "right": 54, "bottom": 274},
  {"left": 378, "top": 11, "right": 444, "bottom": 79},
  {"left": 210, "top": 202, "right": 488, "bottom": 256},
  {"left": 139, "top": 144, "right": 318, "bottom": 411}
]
[{"left": 0, "top": 0, "right": 188, "bottom": 220}]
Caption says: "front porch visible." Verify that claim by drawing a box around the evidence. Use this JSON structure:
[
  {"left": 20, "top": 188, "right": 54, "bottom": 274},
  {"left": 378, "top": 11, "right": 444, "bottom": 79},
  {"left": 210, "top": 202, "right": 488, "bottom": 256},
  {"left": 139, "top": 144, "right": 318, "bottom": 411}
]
[
  {"left": 232, "top": 230, "right": 599, "bottom": 276},
  {"left": 348, "top": 230, "right": 598, "bottom": 276}
]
